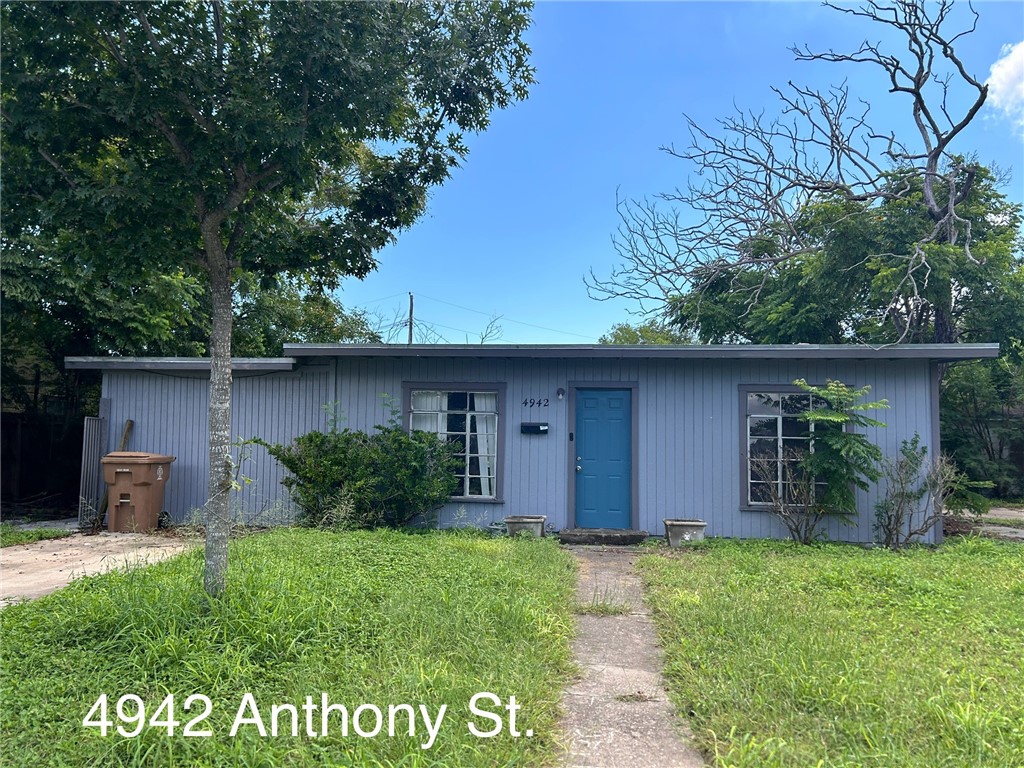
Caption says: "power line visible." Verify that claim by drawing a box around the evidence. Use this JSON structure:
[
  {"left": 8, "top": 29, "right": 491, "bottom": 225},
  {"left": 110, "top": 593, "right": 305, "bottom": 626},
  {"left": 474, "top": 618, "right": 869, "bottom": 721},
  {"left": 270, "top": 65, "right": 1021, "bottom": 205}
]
[
  {"left": 352, "top": 291, "right": 408, "bottom": 307},
  {"left": 415, "top": 316, "right": 515, "bottom": 343},
  {"left": 416, "top": 293, "right": 595, "bottom": 340}
]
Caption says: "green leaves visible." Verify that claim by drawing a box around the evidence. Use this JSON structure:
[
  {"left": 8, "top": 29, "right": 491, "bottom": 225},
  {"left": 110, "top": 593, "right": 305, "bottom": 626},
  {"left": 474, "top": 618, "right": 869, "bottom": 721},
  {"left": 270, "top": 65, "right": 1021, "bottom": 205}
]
[
  {"left": 941, "top": 353, "right": 1024, "bottom": 497},
  {"left": 598, "top": 320, "right": 691, "bottom": 345},
  {"left": 795, "top": 379, "right": 889, "bottom": 427},
  {"left": 2, "top": 0, "right": 536, "bottom": 335},
  {"left": 796, "top": 378, "right": 887, "bottom": 520},
  {"left": 261, "top": 425, "right": 461, "bottom": 530},
  {"left": 669, "top": 166, "right": 1022, "bottom": 347},
  {"left": 231, "top": 274, "right": 379, "bottom": 357}
]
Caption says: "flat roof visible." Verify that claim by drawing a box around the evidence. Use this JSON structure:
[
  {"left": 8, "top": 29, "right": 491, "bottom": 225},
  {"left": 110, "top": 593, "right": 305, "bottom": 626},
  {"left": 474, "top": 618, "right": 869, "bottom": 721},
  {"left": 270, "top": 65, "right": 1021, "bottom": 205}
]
[
  {"left": 64, "top": 357, "right": 297, "bottom": 372},
  {"left": 64, "top": 343, "right": 1000, "bottom": 371},
  {"left": 284, "top": 343, "right": 999, "bottom": 362}
]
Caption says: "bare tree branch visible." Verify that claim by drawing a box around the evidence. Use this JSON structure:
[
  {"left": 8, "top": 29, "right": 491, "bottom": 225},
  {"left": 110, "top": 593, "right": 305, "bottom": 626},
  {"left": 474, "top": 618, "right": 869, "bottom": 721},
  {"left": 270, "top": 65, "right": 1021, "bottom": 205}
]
[
  {"left": 477, "top": 315, "right": 504, "bottom": 344},
  {"left": 587, "top": 0, "right": 989, "bottom": 343}
]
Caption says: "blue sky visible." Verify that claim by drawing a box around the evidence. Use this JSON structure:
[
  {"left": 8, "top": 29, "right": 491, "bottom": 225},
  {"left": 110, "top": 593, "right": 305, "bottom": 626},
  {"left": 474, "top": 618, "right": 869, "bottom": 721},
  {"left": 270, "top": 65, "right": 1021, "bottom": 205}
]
[{"left": 339, "top": 1, "right": 1024, "bottom": 344}]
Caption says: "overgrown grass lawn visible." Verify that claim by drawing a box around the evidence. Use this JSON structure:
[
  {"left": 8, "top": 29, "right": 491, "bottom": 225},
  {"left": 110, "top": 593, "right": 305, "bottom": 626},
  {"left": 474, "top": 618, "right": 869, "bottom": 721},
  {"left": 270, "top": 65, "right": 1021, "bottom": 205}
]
[
  {"left": 0, "top": 522, "right": 73, "bottom": 547},
  {"left": 638, "top": 538, "right": 1024, "bottom": 768},
  {"left": 0, "top": 529, "right": 576, "bottom": 767}
]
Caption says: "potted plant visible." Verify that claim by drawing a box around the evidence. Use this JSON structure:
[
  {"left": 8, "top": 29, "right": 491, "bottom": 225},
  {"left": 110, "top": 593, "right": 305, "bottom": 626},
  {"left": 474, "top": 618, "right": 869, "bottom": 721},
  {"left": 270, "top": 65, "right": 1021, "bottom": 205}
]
[
  {"left": 504, "top": 515, "right": 546, "bottom": 537},
  {"left": 663, "top": 519, "right": 707, "bottom": 546}
]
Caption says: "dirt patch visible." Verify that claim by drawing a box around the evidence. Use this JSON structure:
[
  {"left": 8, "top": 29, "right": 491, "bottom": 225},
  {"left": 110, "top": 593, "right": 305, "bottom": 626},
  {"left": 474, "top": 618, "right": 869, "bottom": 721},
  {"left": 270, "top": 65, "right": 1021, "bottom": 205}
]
[
  {"left": 944, "top": 507, "right": 1024, "bottom": 542},
  {"left": 1, "top": 531, "right": 194, "bottom": 607}
]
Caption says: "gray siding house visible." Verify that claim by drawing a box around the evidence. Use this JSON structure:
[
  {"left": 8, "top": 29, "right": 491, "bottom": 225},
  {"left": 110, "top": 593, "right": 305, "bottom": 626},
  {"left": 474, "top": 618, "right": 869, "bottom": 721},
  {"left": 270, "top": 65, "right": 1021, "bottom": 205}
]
[{"left": 68, "top": 343, "right": 998, "bottom": 544}]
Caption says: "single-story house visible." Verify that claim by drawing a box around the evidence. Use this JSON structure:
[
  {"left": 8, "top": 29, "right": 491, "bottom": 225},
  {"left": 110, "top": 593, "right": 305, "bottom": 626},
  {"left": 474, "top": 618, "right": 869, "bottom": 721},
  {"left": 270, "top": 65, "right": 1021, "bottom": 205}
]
[{"left": 67, "top": 343, "right": 999, "bottom": 543}]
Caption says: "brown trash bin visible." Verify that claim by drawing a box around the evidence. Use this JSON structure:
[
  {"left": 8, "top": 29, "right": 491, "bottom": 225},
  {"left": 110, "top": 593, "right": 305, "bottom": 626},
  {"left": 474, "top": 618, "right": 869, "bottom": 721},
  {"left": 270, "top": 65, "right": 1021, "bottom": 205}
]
[{"left": 100, "top": 451, "right": 176, "bottom": 532}]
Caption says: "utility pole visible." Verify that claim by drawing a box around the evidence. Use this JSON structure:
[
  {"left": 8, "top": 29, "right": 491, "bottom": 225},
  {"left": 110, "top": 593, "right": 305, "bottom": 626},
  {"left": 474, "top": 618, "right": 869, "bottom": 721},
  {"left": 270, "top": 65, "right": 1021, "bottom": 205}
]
[{"left": 407, "top": 292, "right": 414, "bottom": 345}]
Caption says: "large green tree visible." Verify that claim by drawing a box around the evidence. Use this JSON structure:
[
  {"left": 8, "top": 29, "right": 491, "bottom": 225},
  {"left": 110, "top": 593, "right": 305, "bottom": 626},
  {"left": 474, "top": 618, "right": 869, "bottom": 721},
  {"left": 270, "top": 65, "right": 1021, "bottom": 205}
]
[
  {"left": 598, "top": 319, "right": 691, "bottom": 345},
  {"left": 941, "top": 349, "right": 1024, "bottom": 498},
  {"left": 2, "top": 1, "right": 534, "bottom": 593},
  {"left": 669, "top": 167, "right": 1023, "bottom": 346},
  {"left": 588, "top": 0, "right": 992, "bottom": 344}
]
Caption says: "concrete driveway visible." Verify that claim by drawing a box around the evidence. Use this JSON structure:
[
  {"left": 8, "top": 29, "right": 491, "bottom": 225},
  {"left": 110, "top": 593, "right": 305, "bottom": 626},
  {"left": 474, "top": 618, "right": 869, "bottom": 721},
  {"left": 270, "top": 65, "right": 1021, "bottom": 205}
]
[
  {"left": 978, "top": 506, "right": 1024, "bottom": 542},
  {"left": 1, "top": 530, "right": 194, "bottom": 607}
]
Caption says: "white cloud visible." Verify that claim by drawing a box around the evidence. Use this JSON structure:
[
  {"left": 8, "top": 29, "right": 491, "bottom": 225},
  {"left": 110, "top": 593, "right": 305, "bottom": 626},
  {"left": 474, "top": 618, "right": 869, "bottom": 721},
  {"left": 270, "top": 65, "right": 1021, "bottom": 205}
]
[{"left": 986, "top": 41, "right": 1024, "bottom": 137}]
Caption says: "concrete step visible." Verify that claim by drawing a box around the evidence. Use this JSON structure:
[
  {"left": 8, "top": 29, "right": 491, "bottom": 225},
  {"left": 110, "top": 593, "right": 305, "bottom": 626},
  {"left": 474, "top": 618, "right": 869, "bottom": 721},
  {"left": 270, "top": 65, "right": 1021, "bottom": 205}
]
[{"left": 558, "top": 528, "right": 650, "bottom": 545}]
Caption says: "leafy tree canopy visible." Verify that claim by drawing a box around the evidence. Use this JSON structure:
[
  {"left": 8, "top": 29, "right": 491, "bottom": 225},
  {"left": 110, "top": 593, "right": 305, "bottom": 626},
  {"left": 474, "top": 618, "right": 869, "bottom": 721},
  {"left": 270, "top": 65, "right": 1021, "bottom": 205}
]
[
  {"left": 669, "top": 166, "right": 1023, "bottom": 347},
  {"left": 231, "top": 275, "right": 381, "bottom": 358},
  {"left": 598, "top": 320, "right": 692, "bottom": 345},
  {"left": 1, "top": 0, "right": 535, "bottom": 594},
  {"left": 941, "top": 346, "right": 1024, "bottom": 498},
  {"left": 2, "top": 1, "right": 534, "bottom": 285}
]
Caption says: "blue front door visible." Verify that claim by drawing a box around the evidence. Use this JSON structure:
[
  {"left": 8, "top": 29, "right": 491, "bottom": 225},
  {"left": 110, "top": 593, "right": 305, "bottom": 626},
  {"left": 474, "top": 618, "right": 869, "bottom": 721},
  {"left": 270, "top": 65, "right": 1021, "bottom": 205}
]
[{"left": 575, "top": 389, "right": 632, "bottom": 529}]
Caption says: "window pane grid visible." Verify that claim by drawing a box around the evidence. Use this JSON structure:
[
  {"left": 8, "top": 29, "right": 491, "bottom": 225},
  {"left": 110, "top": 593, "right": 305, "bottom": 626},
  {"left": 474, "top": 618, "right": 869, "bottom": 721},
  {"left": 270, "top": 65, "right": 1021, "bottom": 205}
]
[
  {"left": 746, "top": 392, "right": 821, "bottom": 506},
  {"left": 411, "top": 389, "right": 498, "bottom": 498}
]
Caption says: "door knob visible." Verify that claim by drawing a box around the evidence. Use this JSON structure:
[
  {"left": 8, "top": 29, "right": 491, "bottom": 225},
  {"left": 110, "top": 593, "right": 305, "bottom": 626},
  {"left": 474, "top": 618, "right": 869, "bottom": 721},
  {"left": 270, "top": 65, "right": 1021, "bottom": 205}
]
[{"left": 576, "top": 465, "right": 582, "bottom": 472}]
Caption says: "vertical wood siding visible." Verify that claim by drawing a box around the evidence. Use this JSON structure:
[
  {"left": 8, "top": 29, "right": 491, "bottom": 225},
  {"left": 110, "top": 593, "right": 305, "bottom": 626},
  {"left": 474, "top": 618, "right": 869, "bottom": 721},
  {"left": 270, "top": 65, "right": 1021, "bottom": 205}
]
[
  {"left": 102, "top": 365, "right": 331, "bottom": 523},
  {"left": 102, "top": 356, "right": 936, "bottom": 542}
]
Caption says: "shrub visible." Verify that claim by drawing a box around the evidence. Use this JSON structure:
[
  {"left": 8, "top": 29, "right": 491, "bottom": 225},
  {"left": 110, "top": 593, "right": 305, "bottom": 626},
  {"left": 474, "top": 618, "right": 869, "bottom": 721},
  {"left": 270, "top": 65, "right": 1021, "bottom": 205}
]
[
  {"left": 260, "top": 425, "right": 460, "bottom": 529},
  {"left": 750, "top": 445, "right": 827, "bottom": 545},
  {"left": 796, "top": 378, "right": 887, "bottom": 518},
  {"left": 753, "top": 379, "right": 887, "bottom": 544},
  {"left": 875, "top": 434, "right": 992, "bottom": 549}
]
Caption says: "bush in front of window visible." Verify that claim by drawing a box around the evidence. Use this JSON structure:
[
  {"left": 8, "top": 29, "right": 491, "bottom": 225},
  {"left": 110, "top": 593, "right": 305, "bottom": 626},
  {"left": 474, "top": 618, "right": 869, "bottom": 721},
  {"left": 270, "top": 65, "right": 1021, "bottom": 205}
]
[
  {"left": 796, "top": 378, "right": 888, "bottom": 520},
  {"left": 750, "top": 446, "right": 828, "bottom": 545},
  {"left": 755, "top": 379, "right": 888, "bottom": 544},
  {"left": 259, "top": 426, "right": 461, "bottom": 529}
]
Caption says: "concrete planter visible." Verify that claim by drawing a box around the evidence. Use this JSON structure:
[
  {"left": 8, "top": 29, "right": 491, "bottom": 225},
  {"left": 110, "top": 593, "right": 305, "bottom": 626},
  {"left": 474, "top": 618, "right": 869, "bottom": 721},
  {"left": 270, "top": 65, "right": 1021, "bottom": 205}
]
[
  {"left": 664, "top": 519, "right": 707, "bottom": 546},
  {"left": 505, "top": 515, "right": 546, "bottom": 537}
]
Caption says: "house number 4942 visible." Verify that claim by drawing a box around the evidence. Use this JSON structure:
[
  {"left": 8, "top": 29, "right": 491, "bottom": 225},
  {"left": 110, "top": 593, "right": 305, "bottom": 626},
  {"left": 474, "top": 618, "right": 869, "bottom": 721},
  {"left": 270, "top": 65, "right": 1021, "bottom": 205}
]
[{"left": 522, "top": 398, "right": 549, "bottom": 407}]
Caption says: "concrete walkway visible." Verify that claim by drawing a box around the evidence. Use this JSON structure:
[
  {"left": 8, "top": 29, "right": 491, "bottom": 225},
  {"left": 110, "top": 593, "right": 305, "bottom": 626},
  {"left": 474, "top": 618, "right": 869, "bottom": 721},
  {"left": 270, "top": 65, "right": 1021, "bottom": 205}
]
[
  {"left": 978, "top": 507, "right": 1024, "bottom": 541},
  {"left": 560, "top": 546, "right": 705, "bottom": 768},
  {"left": 3, "top": 517, "right": 81, "bottom": 532},
  {"left": 1, "top": 530, "right": 193, "bottom": 607}
]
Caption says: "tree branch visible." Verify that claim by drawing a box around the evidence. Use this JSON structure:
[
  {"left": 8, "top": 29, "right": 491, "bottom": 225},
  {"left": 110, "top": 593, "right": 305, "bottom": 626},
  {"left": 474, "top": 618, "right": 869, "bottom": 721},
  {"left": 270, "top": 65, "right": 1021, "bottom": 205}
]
[
  {"left": 37, "top": 149, "right": 78, "bottom": 190},
  {"left": 588, "top": 0, "right": 990, "bottom": 343}
]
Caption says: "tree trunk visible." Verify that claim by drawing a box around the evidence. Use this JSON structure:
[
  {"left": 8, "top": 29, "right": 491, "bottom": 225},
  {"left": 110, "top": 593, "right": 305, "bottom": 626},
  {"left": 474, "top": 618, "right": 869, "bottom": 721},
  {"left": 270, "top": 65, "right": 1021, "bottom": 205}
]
[
  {"left": 203, "top": 224, "right": 233, "bottom": 596},
  {"left": 932, "top": 279, "right": 955, "bottom": 381},
  {"left": 933, "top": 304, "right": 955, "bottom": 345}
]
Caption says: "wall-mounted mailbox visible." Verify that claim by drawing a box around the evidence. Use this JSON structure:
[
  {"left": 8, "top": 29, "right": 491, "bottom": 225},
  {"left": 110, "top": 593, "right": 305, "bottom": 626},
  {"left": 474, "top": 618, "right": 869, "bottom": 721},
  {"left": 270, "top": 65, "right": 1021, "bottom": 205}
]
[{"left": 521, "top": 422, "right": 549, "bottom": 435}]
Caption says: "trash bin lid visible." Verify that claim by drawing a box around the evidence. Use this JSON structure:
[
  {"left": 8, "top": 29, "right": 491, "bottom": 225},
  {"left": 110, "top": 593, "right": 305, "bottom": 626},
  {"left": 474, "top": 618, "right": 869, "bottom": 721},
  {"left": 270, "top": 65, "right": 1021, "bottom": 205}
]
[{"left": 101, "top": 451, "right": 177, "bottom": 464}]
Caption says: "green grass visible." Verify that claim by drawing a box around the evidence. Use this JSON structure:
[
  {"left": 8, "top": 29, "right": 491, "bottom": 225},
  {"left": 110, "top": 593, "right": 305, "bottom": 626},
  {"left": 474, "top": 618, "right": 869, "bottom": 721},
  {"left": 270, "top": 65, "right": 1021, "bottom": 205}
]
[
  {"left": 0, "top": 522, "right": 73, "bottom": 547},
  {"left": 637, "top": 538, "right": 1024, "bottom": 768},
  {"left": 989, "top": 499, "right": 1024, "bottom": 510},
  {"left": 981, "top": 516, "right": 1024, "bottom": 530},
  {"left": 0, "top": 528, "right": 577, "bottom": 767},
  {"left": 574, "top": 585, "right": 630, "bottom": 615}
]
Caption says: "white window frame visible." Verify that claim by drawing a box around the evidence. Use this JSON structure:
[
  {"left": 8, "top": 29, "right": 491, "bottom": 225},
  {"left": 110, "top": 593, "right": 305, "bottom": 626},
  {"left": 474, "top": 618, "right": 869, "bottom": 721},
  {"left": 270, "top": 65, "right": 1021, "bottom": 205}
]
[
  {"left": 740, "top": 387, "right": 825, "bottom": 509},
  {"left": 403, "top": 383, "right": 505, "bottom": 502}
]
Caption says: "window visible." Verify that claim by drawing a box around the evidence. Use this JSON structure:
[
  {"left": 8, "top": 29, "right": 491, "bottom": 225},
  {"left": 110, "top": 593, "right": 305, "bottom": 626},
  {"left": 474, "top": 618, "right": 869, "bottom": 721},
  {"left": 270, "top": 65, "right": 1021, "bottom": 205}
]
[
  {"left": 409, "top": 388, "right": 500, "bottom": 499},
  {"left": 743, "top": 390, "right": 829, "bottom": 507}
]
